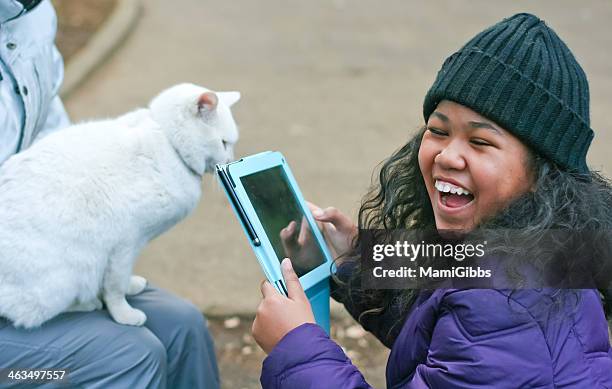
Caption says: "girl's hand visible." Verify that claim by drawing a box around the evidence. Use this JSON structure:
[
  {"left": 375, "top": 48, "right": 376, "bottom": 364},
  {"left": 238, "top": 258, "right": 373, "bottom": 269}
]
[
  {"left": 279, "top": 217, "right": 321, "bottom": 272},
  {"left": 252, "top": 258, "right": 315, "bottom": 354},
  {"left": 279, "top": 203, "right": 357, "bottom": 268},
  {"left": 307, "top": 202, "right": 357, "bottom": 261}
]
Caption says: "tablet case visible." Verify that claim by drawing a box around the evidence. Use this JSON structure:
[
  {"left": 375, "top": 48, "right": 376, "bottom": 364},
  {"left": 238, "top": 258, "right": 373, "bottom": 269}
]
[{"left": 216, "top": 151, "right": 332, "bottom": 334}]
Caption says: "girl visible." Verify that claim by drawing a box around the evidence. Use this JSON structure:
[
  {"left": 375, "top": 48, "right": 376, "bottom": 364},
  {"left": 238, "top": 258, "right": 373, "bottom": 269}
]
[{"left": 252, "top": 13, "right": 612, "bottom": 388}]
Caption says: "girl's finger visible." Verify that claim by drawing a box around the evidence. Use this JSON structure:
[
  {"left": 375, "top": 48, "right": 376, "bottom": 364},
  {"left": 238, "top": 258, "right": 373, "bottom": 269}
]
[
  {"left": 281, "top": 220, "right": 296, "bottom": 238},
  {"left": 280, "top": 258, "right": 306, "bottom": 301},
  {"left": 260, "top": 280, "right": 277, "bottom": 298},
  {"left": 280, "top": 221, "right": 299, "bottom": 255},
  {"left": 297, "top": 216, "right": 309, "bottom": 245},
  {"left": 315, "top": 207, "right": 355, "bottom": 232},
  {"left": 306, "top": 202, "right": 326, "bottom": 231},
  {"left": 306, "top": 201, "right": 322, "bottom": 214}
]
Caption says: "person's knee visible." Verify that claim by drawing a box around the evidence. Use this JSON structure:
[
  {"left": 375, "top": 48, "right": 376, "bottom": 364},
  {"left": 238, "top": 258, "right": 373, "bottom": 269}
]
[
  {"left": 171, "top": 299, "right": 208, "bottom": 340},
  {"left": 131, "top": 290, "right": 219, "bottom": 388},
  {"left": 163, "top": 298, "right": 218, "bottom": 364},
  {"left": 120, "top": 330, "right": 168, "bottom": 386},
  {"left": 162, "top": 300, "right": 219, "bottom": 387},
  {"left": 64, "top": 322, "right": 168, "bottom": 388},
  {"left": 134, "top": 330, "right": 167, "bottom": 364}
]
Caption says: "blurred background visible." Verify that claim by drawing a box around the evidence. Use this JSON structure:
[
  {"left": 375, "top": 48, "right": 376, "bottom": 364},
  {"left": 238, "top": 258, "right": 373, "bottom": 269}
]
[{"left": 52, "top": 1, "right": 612, "bottom": 387}]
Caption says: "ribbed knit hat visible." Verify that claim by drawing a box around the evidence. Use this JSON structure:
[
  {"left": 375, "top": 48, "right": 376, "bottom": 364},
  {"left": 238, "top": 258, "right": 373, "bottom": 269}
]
[{"left": 423, "top": 13, "right": 593, "bottom": 174}]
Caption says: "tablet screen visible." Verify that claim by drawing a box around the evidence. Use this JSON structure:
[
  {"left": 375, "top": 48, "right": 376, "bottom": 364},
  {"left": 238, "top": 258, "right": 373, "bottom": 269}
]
[{"left": 240, "top": 166, "right": 327, "bottom": 277}]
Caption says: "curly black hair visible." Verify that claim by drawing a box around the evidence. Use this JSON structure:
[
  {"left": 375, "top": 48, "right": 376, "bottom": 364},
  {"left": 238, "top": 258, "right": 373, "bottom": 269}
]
[{"left": 335, "top": 126, "right": 612, "bottom": 339}]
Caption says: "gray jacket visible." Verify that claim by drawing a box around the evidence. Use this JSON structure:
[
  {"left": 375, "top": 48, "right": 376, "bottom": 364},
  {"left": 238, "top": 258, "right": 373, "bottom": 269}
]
[{"left": 0, "top": 0, "right": 69, "bottom": 165}]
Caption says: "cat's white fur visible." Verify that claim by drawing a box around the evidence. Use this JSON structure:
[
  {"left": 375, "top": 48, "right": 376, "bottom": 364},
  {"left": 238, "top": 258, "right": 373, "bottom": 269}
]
[{"left": 0, "top": 83, "right": 240, "bottom": 328}]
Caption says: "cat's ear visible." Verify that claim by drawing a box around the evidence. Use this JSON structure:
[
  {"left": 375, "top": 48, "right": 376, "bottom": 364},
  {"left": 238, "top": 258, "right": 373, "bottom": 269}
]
[
  {"left": 198, "top": 92, "right": 218, "bottom": 112},
  {"left": 218, "top": 91, "right": 241, "bottom": 107}
]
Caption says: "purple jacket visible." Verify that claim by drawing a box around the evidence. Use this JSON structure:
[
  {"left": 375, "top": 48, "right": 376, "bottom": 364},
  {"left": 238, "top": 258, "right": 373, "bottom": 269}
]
[{"left": 261, "top": 287, "right": 612, "bottom": 388}]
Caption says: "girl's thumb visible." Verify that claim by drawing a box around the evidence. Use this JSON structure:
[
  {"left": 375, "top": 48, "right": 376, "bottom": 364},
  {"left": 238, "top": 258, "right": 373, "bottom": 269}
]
[
  {"left": 312, "top": 209, "right": 325, "bottom": 219},
  {"left": 313, "top": 207, "right": 343, "bottom": 224}
]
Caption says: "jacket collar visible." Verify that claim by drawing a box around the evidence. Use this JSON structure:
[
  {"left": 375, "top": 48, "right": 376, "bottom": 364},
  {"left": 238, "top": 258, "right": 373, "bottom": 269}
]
[{"left": 0, "top": 0, "right": 25, "bottom": 24}]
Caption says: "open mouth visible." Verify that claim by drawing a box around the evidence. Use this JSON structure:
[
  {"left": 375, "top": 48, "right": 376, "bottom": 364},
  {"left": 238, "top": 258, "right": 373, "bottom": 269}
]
[{"left": 435, "top": 179, "right": 475, "bottom": 210}]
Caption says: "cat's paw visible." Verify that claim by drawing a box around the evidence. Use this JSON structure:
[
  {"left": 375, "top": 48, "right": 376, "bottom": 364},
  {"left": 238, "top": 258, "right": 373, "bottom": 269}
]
[
  {"left": 127, "top": 275, "right": 147, "bottom": 295},
  {"left": 111, "top": 307, "right": 147, "bottom": 326}
]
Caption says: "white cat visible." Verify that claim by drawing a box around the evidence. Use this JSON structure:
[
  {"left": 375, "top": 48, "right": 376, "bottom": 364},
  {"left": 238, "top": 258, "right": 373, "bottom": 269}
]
[{"left": 0, "top": 83, "right": 240, "bottom": 328}]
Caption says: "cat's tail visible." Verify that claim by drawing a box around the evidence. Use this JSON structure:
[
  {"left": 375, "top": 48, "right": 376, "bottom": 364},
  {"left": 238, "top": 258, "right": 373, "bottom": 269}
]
[{"left": 0, "top": 285, "right": 73, "bottom": 329}]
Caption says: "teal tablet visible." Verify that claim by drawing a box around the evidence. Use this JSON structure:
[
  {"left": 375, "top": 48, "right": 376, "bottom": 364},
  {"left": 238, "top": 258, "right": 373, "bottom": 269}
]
[{"left": 216, "top": 151, "right": 334, "bottom": 333}]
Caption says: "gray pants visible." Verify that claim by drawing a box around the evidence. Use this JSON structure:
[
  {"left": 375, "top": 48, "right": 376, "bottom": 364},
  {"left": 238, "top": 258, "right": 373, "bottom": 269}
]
[{"left": 0, "top": 285, "right": 220, "bottom": 388}]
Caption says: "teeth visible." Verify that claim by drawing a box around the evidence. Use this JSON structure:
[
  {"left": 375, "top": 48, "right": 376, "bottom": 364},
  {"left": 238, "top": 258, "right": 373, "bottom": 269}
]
[{"left": 435, "top": 180, "right": 471, "bottom": 196}]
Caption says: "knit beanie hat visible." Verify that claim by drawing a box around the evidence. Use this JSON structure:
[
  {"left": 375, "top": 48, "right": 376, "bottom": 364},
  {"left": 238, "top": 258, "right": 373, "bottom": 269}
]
[{"left": 423, "top": 13, "right": 593, "bottom": 174}]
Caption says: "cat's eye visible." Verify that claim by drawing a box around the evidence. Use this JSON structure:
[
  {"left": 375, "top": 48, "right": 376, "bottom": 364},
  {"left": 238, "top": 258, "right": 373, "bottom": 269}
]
[{"left": 222, "top": 140, "right": 229, "bottom": 150}]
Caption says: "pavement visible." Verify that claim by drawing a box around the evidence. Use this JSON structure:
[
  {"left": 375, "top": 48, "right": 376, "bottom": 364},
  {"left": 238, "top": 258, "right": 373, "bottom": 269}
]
[{"left": 64, "top": 0, "right": 612, "bottom": 317}]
